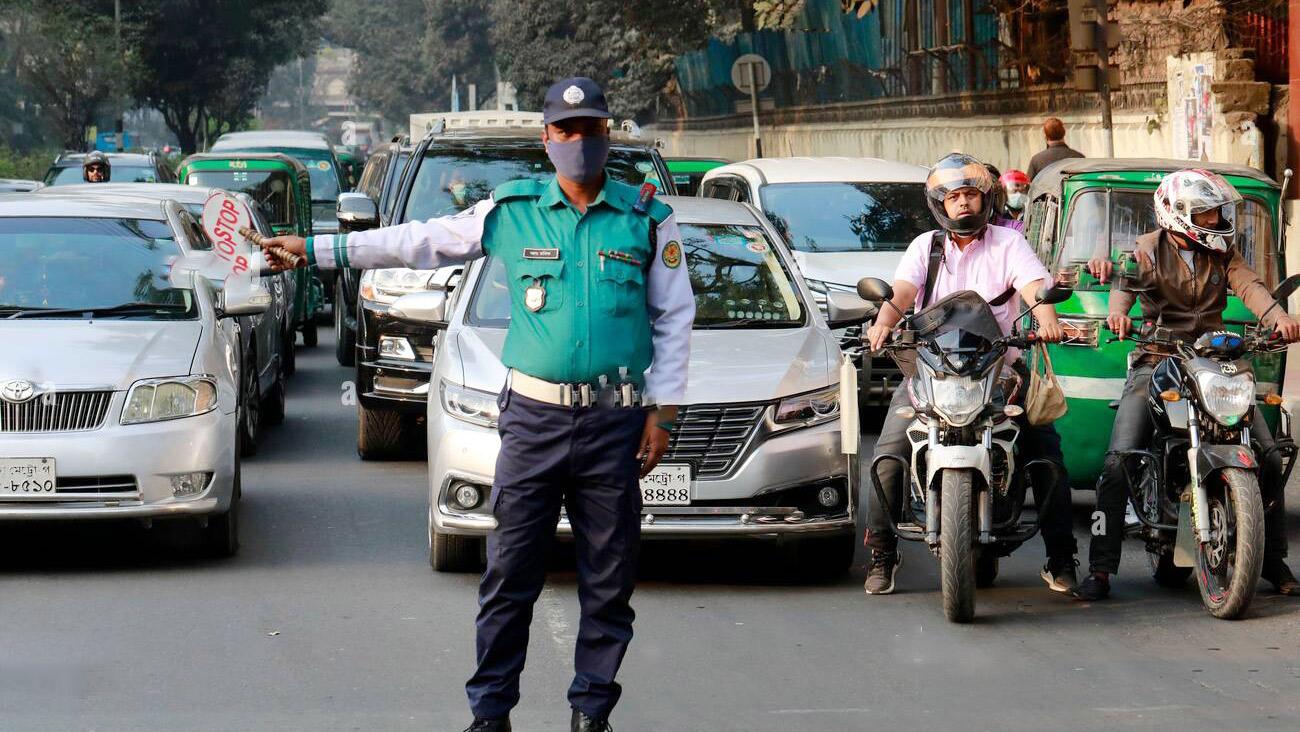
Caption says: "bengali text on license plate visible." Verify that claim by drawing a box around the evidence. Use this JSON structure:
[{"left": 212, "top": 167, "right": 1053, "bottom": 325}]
[
  {"left": 0, "top": 458, "right": 57, "bottom": 496},
  {"left": 640, "top": 464, "right": 691, "bottom": 506}
]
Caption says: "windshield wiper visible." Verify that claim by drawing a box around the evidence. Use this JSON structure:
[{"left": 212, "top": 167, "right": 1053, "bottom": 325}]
[
  {"left": 7, "top": 302, "right": 189, "bottom": 319},
  {"left": 695, "top": 318, "right": 794, "bottom": 329}
]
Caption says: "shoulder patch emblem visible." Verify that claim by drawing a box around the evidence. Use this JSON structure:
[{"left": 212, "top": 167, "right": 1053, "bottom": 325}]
[{"left": 662, "top": 240, "right": 682, "bottom": 269}]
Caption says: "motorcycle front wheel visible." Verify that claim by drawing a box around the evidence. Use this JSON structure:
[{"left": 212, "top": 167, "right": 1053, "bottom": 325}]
[
  {"left": 940, "top": 468, "right": 977, "bottom": 623},
  {"left": 1194, "top": 467, "right": 1264, "bottom": 619}
]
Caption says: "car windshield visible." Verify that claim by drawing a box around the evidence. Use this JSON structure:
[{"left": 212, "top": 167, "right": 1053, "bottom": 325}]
[
  {"left": 1060, "top": 189, "right": 1279, "bottom": 287},
  {"left": 402, "top": 146, "right": 661, "bottom": 222},
  {"left": 187, "top": 170, "right": 296, "bottom": 228},
  {"left": 218, "top": 147, "right": 340, "bottom": 202},
  {"left": 0, "top": 217, "right": 195, "bottom": 318},
  {"left": 759, "top": 182, "right": 931, "bottom": 252},
  {"left": 46, "top": 165, "right": 159, "bottom": 185},
  {"left": 468, "top": 222, "right": 804, "bottom": 329}
]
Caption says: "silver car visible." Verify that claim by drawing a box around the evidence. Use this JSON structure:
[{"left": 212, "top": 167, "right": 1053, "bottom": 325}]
[
  {"left": 0, "top": 194, "right": 271, "bottom": 555},
  {"left": 37, "top": 182, "right": 297, "bottom": 455},
  {"left": 390, "top": 197, "right": 875, "bottom": 574}
]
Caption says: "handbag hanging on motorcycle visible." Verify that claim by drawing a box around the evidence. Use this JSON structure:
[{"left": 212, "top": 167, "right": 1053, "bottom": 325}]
[{"left": 1025, "top": 341, "right": 1068, "bottom": 425}]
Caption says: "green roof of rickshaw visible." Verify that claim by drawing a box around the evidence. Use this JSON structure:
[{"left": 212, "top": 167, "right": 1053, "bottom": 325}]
[
  {"left": 1029, "top": 157, "right": 1281, "bottom": 201},
  {"left": 666, "top": 157, "right": 730, "bottom": 174},
  {"left": 177, "top": 152, "right": 311, "bottom": 176}
]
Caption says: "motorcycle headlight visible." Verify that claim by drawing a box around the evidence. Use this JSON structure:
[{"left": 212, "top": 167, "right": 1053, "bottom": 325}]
[
  {"left": 772, "top": 385, "right": 840, "bottom": 428},
  {"left": 440, "top": 380, "right": 500, "bottom": 429},
  {"left": 121, "top": 376, "right": 218, "bottom": 425},
  {"left": 929, "top": 374, "right": 987, "bottom": 427},
  {"left": 1194, "top": 371, "right": 1254, "bottom": 426},
  {"left": 360, "top": 268, "right": 436, "bottom": 304}
]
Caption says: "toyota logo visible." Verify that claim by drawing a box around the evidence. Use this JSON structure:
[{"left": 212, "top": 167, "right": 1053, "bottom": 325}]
[{"left": 0, "top": 379, "right": 36, "bottom": 404}]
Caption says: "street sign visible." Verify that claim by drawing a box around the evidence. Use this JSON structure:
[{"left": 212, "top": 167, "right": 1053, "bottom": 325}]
[{"left": 730, "top": 54, "right": 772, "bottom": 95}]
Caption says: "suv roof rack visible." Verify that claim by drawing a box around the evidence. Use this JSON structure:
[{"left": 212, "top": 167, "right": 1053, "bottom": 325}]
[{"left": 408, "top": 110, "right": 544, "bottom": 139}]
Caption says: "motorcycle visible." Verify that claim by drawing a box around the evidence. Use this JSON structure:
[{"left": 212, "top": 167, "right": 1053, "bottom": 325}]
[
  {"left": 858, "top": 280, "right": 1072, "bottom": 622},
  {"left": 1105, "top": 286, "right": 1298, "bottom": 618}
]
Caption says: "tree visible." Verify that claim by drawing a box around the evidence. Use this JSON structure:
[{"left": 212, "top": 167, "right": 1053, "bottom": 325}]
[
  {"left": 328, "top": 0, "right": 436, "bottom": 127},
  {"left": 124, "top": 0, "right": 328, "bottom": 153},
  {"left": 1, "top": 1, "right": 121, "bottom": 150}
]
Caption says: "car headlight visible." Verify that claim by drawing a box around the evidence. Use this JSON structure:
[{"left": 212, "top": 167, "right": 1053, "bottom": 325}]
[
  {"left": 1194, "top": 371, "right": 1254, "bottom": 426},
  {"left": 121, "top": 376, "right": 218, "bottom": 425},
  {"left": 772, "top": 385, "right": 840, "bottom": 428},
  {"left": 929, "top": 374, "right": 987, "bottom": 427},
  {"left": 359, "top": 268, "right": 436, "bottom": 304},
  {"left": 440, "top": 380, "right": 500, "bottom": 428}
]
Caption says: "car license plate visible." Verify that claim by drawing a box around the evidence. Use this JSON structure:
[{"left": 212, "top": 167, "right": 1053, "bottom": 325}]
[
  {"left": 0, "top": 458, "right": 57, "bottom": 497},
  {"left": 640, "top": 464, "right": 691, "bottom": 506}
]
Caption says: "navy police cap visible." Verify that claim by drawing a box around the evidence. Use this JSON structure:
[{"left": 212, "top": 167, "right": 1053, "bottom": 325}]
[{"left": 542, "top": 77, "right": 611, "bottom": 125}]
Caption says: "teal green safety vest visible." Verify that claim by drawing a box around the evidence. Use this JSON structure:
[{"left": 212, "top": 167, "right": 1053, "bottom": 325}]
[{"left": 482, "top": 175, "right": 672, "bottom": 388}]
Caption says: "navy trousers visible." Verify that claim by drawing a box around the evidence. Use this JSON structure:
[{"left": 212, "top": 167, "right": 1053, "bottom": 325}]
[{"left": 466, "top": 390, "right": 645, "bottom": 720}]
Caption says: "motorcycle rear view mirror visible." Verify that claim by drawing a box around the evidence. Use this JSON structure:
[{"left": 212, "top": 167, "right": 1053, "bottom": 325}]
[
  {"left": 857, "top": 277, "right": 893, "bottom": 303},
  {"left": 1271, "top": 274, "right": 1300, "bottom": 303},
  {"left": 1036, "top": 283, "right": 1073, "bottom": 305}
]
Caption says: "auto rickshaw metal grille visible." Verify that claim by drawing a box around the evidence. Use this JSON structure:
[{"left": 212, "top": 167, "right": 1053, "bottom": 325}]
[
  {"left": 0, "top": 391, "right": 113, "bottom": 433},
  {"left": 664, "top": 404, "right": 765, "bottom": 478}
]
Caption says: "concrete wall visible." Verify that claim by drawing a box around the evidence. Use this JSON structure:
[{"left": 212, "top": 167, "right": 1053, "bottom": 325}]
[{"left": 652, "top": 110, "right": 1165, "bottom": 173}]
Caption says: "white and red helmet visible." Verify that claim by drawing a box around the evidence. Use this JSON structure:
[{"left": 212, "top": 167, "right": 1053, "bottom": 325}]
[{"left": 1153, "top": 169, "right": 1242, "bottom": 253}]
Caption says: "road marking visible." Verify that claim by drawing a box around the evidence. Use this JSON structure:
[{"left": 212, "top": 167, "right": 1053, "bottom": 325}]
[{"left": 539, "top": 585, "right": 574, "bottom": 651}]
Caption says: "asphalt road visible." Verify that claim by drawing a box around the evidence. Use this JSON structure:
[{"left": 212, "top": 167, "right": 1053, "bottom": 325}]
[{"left": 3, "top": 326, "right": 1299, "bottom": 731}]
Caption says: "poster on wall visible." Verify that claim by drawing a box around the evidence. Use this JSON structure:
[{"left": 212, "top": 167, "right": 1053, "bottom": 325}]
[{"left": 1172, "top": 62, "right": 1214, "bottom": 161}]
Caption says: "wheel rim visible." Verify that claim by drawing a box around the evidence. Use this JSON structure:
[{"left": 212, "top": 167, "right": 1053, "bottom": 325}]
[
  {"left": 1198, "top": 493, "right": 1235, "bottom": 605},
  {"left": 243, "top": 359, "right": 259, "bottom": 440}
]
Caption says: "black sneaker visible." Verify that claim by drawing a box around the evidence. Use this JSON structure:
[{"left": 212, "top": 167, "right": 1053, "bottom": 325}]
[
  {"left": 1261, "top": 558, "right": 1300, "bottom": 596},
  {"left": 863, "top": 550, "right": 901, "bottom": 595},
  {"left": 464, "top": 718, "right": 511, "bottom": 732},
  {"left": 1041, "top": 556, "right": 1079, "bottom": 594},
  {"left": 1072, "top": 572, "right": 1111, "bottom": 601},
  {"left": 571, "top": 709, "right": 613, "bottom": 732}
]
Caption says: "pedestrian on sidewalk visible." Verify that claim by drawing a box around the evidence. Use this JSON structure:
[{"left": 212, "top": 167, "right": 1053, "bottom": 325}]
[{"left": 1027, "top": 117, "right": 1085, "bottom": 180}]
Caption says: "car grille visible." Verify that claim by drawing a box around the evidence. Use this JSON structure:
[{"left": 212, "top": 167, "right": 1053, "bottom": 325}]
[
  {"left": 0, "top": 391, "right": 113, "bottom": 433},
  {"left": 56, "top": 475, "right": 138, "bottom": 496},
  {"left": 664, "top": 403, "right": 765, "bottom": 479}
]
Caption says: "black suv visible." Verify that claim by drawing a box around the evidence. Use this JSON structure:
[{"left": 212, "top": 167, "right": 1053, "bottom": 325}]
[
  {"left": 336, "top": 123, "right": 674, "bottom": 459},
  {"left": 333, "top": 137, "right": 414, "bottom": 367}
]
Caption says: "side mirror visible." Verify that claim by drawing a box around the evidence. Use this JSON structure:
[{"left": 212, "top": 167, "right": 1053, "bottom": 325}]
[
  {"left": 1036, "top": 283, "right": 1073, "bottom": 305},
  {"left": 337, "top": 192, "right": 379, "bottom": 232},
  {"left": 1272, "top": 274, "right": 1300, "bottom": 303},
  {"left": 388, "top": 290, "right": 449, "bottom": 328},
  {"left": 825, "top": 290, "right": 878, "bottom": 330},
  {"left": 856, "top": 277, "right": 894, "bottom": 303},
  {"left": 218, "top": 280, "right": 272, "bottom": 317}
]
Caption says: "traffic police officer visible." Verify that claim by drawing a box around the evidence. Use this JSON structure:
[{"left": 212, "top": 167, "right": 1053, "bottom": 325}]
[{"left": 258, "top": 77, "right": 695, "bottom": 732}]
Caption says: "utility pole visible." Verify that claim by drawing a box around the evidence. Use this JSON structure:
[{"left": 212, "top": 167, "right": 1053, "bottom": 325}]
[
  {"left": 114, "top": 0, "right": 123, "bottom": 151},
  {"left": 1289, "top": 0, "right": 1299, "bottom": 199},
  {"left": 1069, "top": 0, "right": 1121, "bottom": 157}
]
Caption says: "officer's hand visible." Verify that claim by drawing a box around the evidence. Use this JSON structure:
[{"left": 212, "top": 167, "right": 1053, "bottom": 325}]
[
  {"left": 1275, "top": 314, "right": 1300, "bottom": 343},
  {"left": 260, "top": 235, "right": 307, "bottom": 272},
  {"left": 1106, "top": 313, "right": 1132, "bottom": 340},
  {"left": 638, "top": 413, "right": 670, "bottom": 478},
  {"left": 1086, "top": 257, "right": 1112, "bottom": 284},
  {"left": 865, "top": 322, "right": 893, "bottom": 352}
]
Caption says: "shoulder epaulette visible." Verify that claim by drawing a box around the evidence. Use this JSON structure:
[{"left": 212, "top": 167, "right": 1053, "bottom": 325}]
[
  {"left": 493, "top": 179, "right": 546, "bottom": 201},
  {"left": 646, "top": 196, "right": 672, "bottom": 226}
]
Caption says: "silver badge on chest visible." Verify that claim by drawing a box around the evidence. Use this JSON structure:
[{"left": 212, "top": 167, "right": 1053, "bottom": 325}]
[{"left": 525, "top": 279, "right": 547, "bottom": 312}]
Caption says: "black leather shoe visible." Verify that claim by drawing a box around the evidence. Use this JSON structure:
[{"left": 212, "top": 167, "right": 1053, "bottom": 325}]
[
  {"left": 571, "top": 709, "right": 613, "bottom": 732},
  {"left": 1072, "top": 572, "right": 1111, "bottom": 601},
  {"left": 464, "top": 718, "right": 511, "bottom": 732}
]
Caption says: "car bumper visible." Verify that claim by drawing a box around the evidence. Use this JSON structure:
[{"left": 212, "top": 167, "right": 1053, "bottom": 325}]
[
  {"left": 428, "top": 411, "right": 853, "bottom": 539},
  {"left": 357, "top": 298, "right": 435, "bottom": 412},
  {"left": 0, "top": 407, "right": 237, "bottom": 520}
]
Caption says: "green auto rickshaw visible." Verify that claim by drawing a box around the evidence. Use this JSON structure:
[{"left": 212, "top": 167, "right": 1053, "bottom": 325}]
[
  {"left": 666, "top": 156, "right": 729, "bottom": 197},
  {"left": 177, "top": 152, "right": 327, "bottom": 347},
  {"left": 1021, "top": 158, "right": 1287, "bottom": 488}
]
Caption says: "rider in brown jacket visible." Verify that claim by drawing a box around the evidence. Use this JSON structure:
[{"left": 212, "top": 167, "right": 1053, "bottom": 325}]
[{"left": 1078, "top": 169, "right": 1300, "bottom": 600}]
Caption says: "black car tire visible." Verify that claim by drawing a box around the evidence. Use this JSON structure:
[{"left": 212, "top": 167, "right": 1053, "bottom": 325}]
[
  {"left": 789, "top": 534, "right": 855, "bottom": 582},
  {"left": 263, "top": 369, "right": 286, "bottom": 426},
  {"left": 357, "top": 402, "right": 408, "bottom": 460},
  {"left": 238, "top": 347, "right": 260, "bottom": 457},
  {"left": 430, "top": 523, "right": 484, "bottom": 573},
  {"left": 282, "top": 325, "right": 297, "bottom": 378},
  {"left": 302, "top": 323, "right": 318, "bottom": 348},
  {"left": 204, "top": 464, "right": 241, "bottom": 558},
  {"left": 335, "top": 279, "right": 356, "bottom": 367}
]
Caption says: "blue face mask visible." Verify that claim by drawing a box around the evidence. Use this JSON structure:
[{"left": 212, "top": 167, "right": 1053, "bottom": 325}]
[{"left": 545, "top": 136, "right": 610, "bottom": 184}]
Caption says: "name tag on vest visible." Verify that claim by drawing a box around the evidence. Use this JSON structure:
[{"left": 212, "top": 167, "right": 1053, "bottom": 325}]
[{"left": 523, "top": 248, "right": 560, "bottom": 260}]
